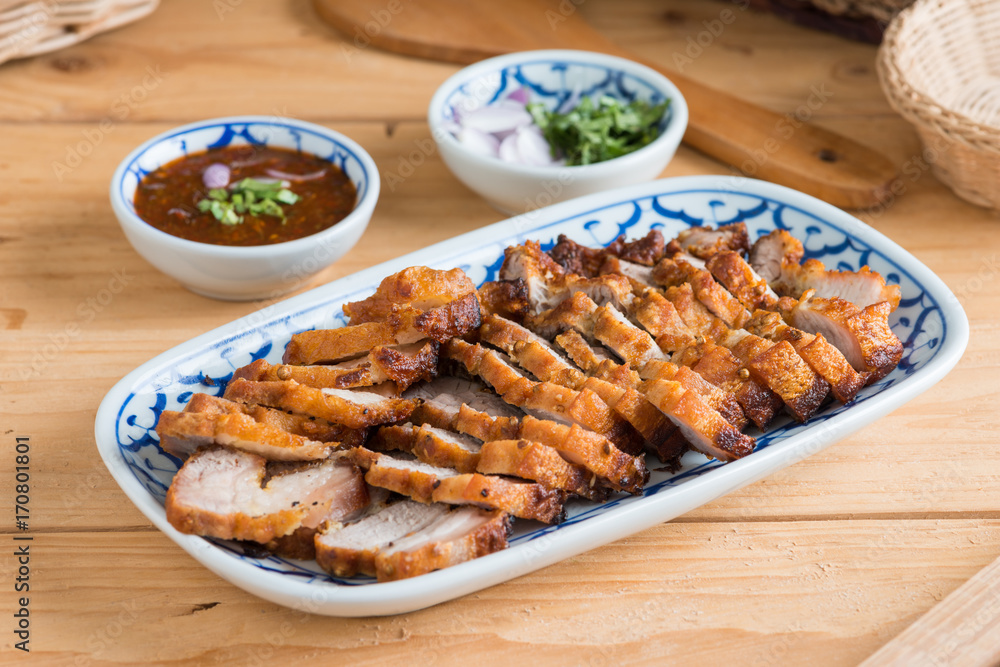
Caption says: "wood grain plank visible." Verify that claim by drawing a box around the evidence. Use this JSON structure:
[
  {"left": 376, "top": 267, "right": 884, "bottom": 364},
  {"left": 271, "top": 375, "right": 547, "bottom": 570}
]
[{"left": 8, "top": 521, "right": 999, "bottom": 665}]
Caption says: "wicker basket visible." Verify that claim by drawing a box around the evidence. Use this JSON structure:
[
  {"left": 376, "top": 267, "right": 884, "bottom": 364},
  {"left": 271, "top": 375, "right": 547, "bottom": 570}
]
[
  {"left": 878, "top": 0, "right": 1000, "bottom": 209},
  {"left": 805, "top": 0, "right": 913, "bottom": 24},
  {"left": 0, "top": 0, "right": 158, "bottom": 66}
]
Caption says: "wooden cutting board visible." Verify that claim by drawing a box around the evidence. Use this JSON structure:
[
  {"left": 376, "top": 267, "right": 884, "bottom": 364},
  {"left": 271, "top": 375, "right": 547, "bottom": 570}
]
[{"left": 313, "top": 0, "right": 898, "bottom": 209}]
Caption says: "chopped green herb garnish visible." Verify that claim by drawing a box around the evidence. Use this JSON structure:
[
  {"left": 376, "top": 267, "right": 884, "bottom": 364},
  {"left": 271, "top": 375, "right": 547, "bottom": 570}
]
[
  {"left": 526, "top": 95, "right": 670, "bottom": 166},
  {"left": 196, "top": 177, "right": 300, "bottom": 226}
]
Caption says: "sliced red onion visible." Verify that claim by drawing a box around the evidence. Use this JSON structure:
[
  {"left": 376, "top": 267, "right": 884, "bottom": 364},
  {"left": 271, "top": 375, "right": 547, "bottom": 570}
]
[
  {"left": 457, "top": 126, "right": 500, "bottom": 158},
  {"left": 506, "top": 87, "right": 529, "bottom": 105},
  {"left": 167, "top": 207, "right": 192, "bottom": 218},
  {"left": 461, "top": 102, "right": 532, "bottom": 135},
  {"left": 557, "top": 84, "right": 583, "bottom": 114},
  {"left": 202, "top": 163, "right": 230, "bottom": 189},
  {"left": 515, "top": 125, "right": 561, "bottom": 167},
  {"left": 264, "top": 168, "right": 327, "bottom": 182},
  {"left": 498, "top": 133, "right": 520, "bottom": 164}
]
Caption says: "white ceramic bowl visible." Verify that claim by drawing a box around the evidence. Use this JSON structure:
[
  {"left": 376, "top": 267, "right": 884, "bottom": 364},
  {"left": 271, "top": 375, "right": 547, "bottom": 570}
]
[
  {"left": 110, "top": 116, "right": 380, "bottom": 301},
  {"left": 428, "top": 49, "right": 689, "bottom": 214}
]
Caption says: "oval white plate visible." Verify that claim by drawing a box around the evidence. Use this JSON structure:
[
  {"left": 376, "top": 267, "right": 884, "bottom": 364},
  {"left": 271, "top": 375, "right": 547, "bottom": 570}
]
[{"left": 95, "top": 175, "right": 969, "bottom": 617}]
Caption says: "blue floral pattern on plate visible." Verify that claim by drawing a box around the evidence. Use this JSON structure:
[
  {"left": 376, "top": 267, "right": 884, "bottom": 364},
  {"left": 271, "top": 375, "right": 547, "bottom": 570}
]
[{"left": 97, "top": 176, "right": 968, "bottom": 612}]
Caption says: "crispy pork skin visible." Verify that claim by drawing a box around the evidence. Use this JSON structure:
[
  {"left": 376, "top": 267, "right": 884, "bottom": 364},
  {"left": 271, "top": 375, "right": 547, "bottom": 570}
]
[
  {"left": 283, "top": 322, "right": 399, "bottom": 365},
  {"left": 315, "top": 500, "right": 449, "bottom": 577},
  {"left": 788, "top": 294, "right": 903, "bottom": 381},
  {"left": 343, "top": 266, "right": 478, "bottom": 323},
  {"left": 165, "top": 446, "right": 366, "bottom": 544},
  {"left": 643, "top": 381, "right": 756, "bottom": 462},
  {"left": 181, "top": 393, "right": 366, "bottom": 446},
  {"left": 156, "top": 410, "right": 335, "bottom": 461},
  {"left": 371, "top": 423, "right": 482, "bottom": 473},
  {"left": 477, "top": 439, "right": 609, "bottom": 501},
  {"left": 223, "top": 378, "right": 416, "bottom": 429},
  {"left": 675, "top": 223, "right": 750, "bottom": 260},
  {"left": 478, "top": 279, "right": 530, "bottom": 322},
  {"left": 374, "top": 507, "right": 511, "bottom": 582}
]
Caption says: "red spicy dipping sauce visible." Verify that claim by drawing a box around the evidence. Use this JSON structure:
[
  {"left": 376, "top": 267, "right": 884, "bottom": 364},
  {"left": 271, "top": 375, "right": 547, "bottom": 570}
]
[{"left": 134, "top": 145, "right": 357, "bottom": 247}]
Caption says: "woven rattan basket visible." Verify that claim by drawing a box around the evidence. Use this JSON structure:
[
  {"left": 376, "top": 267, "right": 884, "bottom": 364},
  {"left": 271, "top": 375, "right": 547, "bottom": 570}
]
[
  {"left": 805, "top": 0, "right": 913, "bottom": 24},
  {"left": 0, "top": 0, "right": 158, "bottom": 65},
  {"left": 878, "top": 0, "right": 1000, "bottom": 209}
]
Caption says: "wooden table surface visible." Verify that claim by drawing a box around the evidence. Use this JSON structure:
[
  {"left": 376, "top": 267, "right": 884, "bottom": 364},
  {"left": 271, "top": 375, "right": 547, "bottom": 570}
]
[{"left": 3, "top": 1, "right": 998, "bottom": 664}]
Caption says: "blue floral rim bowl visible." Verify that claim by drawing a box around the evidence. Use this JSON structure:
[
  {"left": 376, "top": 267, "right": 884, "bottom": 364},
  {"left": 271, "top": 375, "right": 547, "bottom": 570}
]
[
  {"left": 109, "top": 116, "right": 380, "bottom": 301},
  {"left": 428, "top": 49, "right": 689, "bottom": 214}
]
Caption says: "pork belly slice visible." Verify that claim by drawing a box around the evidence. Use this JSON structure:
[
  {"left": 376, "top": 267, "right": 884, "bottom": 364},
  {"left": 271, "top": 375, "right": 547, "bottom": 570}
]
[
  {"left": 524, "top": 291, "right": 599, "bottom": 340},
  {"left": 372, "top": 423, "right": 482, "bottom": 474},
  {"left": 705, "top": 250, "right": 779, "bottom": 311},
  {"left": 498, "top": 240, "right": 571, "bottom": 315},
  {"left": 374, "top": 506, "right": 511, "bottom": 582},
  {"left": 548, "top": 231, "right": 666, "bottom": 277},
  {"left": 660, "top": 284, "right": 782, "bottom": 429},
  {"left": 598, "top": 255, "right": 658, "bottom": 293},
  {"left": 315, "top": 500, "right": 450, "bottom": 578},
  {"left": 639, "top": 361, "right": 748, "bottom": 431},
  {"left": 478, "top": 278, "right": 530, "bottom": 322},
  {"left": 223, "top": 378, "right": 416, "bottom": 429},
  {"left": 654, "top": 257, "right": 751, "bottom": 329},
  {"left": 480, "top": 313, "right": 587, "bottom": 389},
  {"left": 554, "top": 329, "right": 618, "bottom": 373},
  {"left": 675, "top": 223, "right": 750, "bottom": 260},
  {"left": 749, "top": 229, "right": 803, "bottom": 284},
  {"left": 181, "top": 393, "right": 367, "bottom": 446},
  {"left": 518, "top": 416, "right": 647, "bottom": 494},
  {"left": 750, "top": 231, "right": 900, "bottom": 310},
  {"left": 443, "top": 339, "right": 643, "bottom": 456},
  {"left": 340, "top": 266, "right": 483, "bottom": 344},
  {"left": 786, "top": 293, "right": 903, "bottom": 382},
  {"left": 477, "top": 439, "right": 610, "bottom": 502},
  {"left": 351, "top": 449, "right": 565, "bottom": 523},
  {"left": 643, "top": 380, "right": 755, "bottom": 462},
  {"left": 406, "top": 376, "right": 523, "bottom": 442},
  {"left": 343, "top": 266, "right": 478, "bottom": 323},
  {"left": 745, "top": 309, "right": 866, "bottom": 403},
  {"left": 156, "top": 410, "right": 334, "bottom": 461},
  {"left": 593, "top": 304, "right": 669, "bottom": 368},
  {"left": 238, "top": 341, "right": 438, "bottom": 392},
  {"left": 283, "top": 322, "right": 400, "bottom": 365},
  {"left": 165, "top": 446, "right": 367, "bottom": 544}
]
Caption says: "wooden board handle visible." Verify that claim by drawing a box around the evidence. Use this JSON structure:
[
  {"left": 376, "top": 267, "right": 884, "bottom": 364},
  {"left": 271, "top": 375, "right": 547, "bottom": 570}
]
[
  {"left": 637, "top": 59, "right": 898, "bottom": 210},
  {"left": 860, "top": 553, "right": 1000, "bottom": 666}
]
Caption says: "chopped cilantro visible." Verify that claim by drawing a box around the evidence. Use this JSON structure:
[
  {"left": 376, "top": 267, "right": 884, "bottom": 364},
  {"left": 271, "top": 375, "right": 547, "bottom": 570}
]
[{"left": 526, "top": 95, "right": 670, "bottom": 166}]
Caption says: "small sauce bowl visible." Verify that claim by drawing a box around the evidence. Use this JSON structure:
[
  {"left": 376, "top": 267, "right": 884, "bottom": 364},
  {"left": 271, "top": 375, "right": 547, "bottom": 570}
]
[{"left": 110, "top": 116, "right": 380, "bottom": 301}]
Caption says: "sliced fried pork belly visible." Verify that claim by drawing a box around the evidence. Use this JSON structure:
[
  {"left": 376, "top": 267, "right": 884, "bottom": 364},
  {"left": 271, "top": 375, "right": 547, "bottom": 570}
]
[
  {"left": 498, "top": 240, "right": 570, "bottom": 315},
  {"left": 477, "top": 440, "right": 609, "bottom": 501},
  {"left": 315, "top": 500, "right": 450, "bottom": 577},
  {"left": 478, "top": 278, "right": 530, "bottom": 322},
  {"left": 642, "top": 380, "right": 755, "bottom": 462},
  {"left": 156, "top": 410, "right": 334, "bottom": 461},
  {"left": 750, "top": 231, "right": 900, "bottom": 310},
  {"left": 371, "top": 423, "right": 482, "bottom": 474},
  {"left": 374, "top": 507, "right": 511, "bottom": 582},
  {"left": 659, "top": 285, "right": 782, "bottom": 429},
  {"left": 662, "top": 258, "right": 752, "bottom": 330},
  {"left": 223, "top": 378, "right": 415, "bottom": 429},
  {"left": 749, "top": 229, "right": 803, "bottom": 284},
  {"left": 283, "top": 322, "right": 399, "bottom": 365},
  {"left": 592, "top": 304, "right": 669, "bottom": 367},
  {"left": 518, "top": 416, "right": 647, "bottom": 494},
  {"left": 165, "top": 446, "right": 365, "bottom": 543},
  {"left": 784, "top": 260, "right": 901, "bottom": 311},
  {"left": 554, "top": 329, "right": 616, "bottom": 372},
  {"left": 565, "top": 274, "right": 636, "bottom": 312},
  {"left": 786, "top": 293, "right": 903, "bottom": 382},
  {"left": 745, "top": 309, "right": 866, "bottom": 403},
  {"left": 343, "top": 266, "right": 479, "bottom": 324},
  {"left": 524, "top": 291, "right": 599, "bottom": 339},
  {"left": 237, "top": 341, "right": 439, "bottom": 392},
  {"left": 444, "top": 339, "right": 643, "bottom": 455},
  {"left": 352, "top": 449, "right": 564, "bottom": 523},
  {"left": 705, "top": 250, "right": 779, "bottom": 311},
  {"left": 548, "top": 231, "right": 667, "bottom": 278},
  {"left": 181, "top": 393, "right": 366, "bottom": 445},
  {"left": 480, "top": 314, "right": 586, "bottom": 388},
  {"left": 638, "top": 361, "right": 748, "bottom": 431},
  {"left": 675, "top": 223, "right": 750, "bottom": 260}
]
